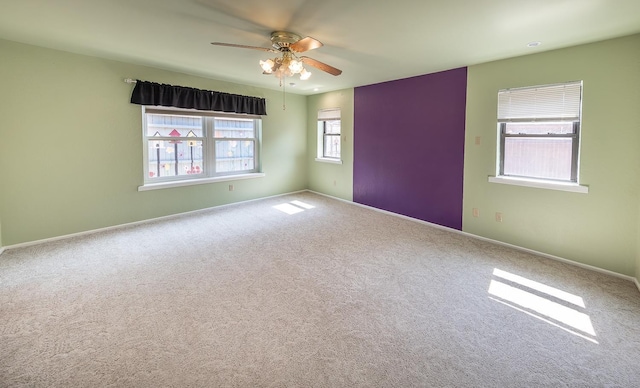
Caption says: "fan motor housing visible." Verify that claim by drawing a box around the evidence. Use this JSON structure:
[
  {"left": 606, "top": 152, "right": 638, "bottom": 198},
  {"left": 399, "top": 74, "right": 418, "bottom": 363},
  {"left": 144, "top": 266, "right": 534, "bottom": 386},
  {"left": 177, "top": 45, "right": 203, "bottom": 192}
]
[{"left": 271, "top": 31, "right": 301, "bottom": 49}]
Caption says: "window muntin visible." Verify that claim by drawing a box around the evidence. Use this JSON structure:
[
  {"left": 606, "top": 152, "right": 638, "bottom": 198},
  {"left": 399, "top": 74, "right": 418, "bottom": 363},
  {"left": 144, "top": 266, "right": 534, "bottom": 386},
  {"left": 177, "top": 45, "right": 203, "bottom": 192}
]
[
  {"left": 317, "top": 108, "right": 341, "bottom": 160},
  {"left": 143, "top": 107, "right": 260, "bottom": 183},
  {"left": 497, "top": 82, "right": 582, "bottom": 184}
]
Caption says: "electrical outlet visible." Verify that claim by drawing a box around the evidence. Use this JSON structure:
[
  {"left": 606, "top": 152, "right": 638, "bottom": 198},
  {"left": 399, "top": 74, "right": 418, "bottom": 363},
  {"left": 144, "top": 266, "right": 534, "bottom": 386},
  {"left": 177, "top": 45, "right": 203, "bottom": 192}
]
[
  {"left": 472, "top": 208, "right": 479, "bottom": 218},
  {"left": 475, "top": 136, "right": 481, "bottom": 145},
  {"left": 229, "top": 184, "right": 234, "bottom": 191},
  {"left": 495, "top": 212, "right": 503, "bottom": 222}
]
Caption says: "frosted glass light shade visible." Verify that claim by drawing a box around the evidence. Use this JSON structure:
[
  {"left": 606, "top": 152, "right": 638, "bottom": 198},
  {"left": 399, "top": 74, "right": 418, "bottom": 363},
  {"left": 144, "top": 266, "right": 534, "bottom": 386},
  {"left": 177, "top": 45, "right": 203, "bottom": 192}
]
[
  {"left": 259, "top": 59, "right": 275, "bottom": 73},
  {"left": 299, "top": 68, "right": 311, "bottom": 80}
]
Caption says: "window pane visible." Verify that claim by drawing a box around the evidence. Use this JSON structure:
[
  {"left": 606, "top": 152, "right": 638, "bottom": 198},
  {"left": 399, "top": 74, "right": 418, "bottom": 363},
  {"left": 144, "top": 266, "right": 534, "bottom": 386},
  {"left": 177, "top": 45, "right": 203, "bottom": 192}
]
[
  {"left": 505, "top": 122, "right": 574, "bottom": 135},
  {"left": 324, "top": 120, "right": 341, "bottom": 135},
  {"left": 214, "top": 118, "right": 255, "bottom": 138},
  {"left": 216, "top": 140, "right": 255, "bottom": 172},
  {"left": 323, "top": 135, "right": 341, "bottom": 158},
  {"left": 503, "top": 138, "right": 573, "bottom": 180},
  {"left": 146, "top": 114, "right": 203, "bottom": 137},
  {"left": 147, "top": 140, "right": 203, "bottom": 178}
]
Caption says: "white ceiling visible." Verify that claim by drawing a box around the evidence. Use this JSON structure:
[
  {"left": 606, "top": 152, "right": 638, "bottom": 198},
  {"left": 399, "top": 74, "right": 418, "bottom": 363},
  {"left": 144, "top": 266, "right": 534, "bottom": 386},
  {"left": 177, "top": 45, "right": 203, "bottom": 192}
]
[{"left": 1, "top": 0, "right": 639, "bottom": 95}]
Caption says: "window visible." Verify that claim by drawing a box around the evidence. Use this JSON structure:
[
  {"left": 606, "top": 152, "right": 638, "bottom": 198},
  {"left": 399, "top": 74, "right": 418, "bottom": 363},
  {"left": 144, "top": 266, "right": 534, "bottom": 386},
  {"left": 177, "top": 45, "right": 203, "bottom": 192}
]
[
  {"left": 142, "top": 107, "right": 261, "bottom": 184},
  {"left": 316, "top": 108, "right": 341, "bottom": 162},
  {"left": 496, "top": 81, "right": 582, "bottom": 184}
]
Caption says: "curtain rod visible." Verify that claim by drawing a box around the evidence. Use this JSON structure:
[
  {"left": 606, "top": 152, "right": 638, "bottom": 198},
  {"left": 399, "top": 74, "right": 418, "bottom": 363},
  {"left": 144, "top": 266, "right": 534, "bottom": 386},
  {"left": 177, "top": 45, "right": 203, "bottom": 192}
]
[{"left": 124, "top": 78, "right": 137, "bottom": 84}]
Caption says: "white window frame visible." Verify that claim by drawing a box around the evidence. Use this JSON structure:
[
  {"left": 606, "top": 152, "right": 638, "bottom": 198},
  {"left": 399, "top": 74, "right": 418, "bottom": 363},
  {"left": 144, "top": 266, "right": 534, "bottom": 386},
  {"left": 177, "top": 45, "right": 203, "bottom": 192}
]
[
  {"left": 315, "top": 108, "right": 342, "bottom": 164},
  {"left": 139, "top": 106, "right": 263, "bottom": 191},
  {"left": 490, "top": 81, "right": 588, "bottom": 193}
]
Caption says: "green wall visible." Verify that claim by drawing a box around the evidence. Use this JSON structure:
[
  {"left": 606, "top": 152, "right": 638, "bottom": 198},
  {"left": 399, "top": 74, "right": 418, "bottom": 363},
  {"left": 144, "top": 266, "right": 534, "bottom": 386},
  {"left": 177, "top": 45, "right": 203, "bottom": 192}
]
[
  {"left": 2, "top": 34, "right": 640, "bottom": 283},
  {"left": 306, "top": 89, "right": 354, "bottom": 201},
  {"left": 463, "top": 34, "right": 640, "bottom": 277},
  {"left": 0, "top": 39, "right": 307, "bottom": 246}
]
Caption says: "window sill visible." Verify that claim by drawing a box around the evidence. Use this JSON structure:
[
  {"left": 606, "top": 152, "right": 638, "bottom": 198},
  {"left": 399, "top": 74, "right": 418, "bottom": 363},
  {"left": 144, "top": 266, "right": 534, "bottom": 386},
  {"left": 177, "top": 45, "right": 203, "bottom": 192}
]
[
  {"left": 488, "top": 176, "right": 588, "bottom": 194},
  {"left": 315, "top": 157, "right": 343, "bottom": 165},
  {"left": 138, "top": 173, "right": 265, "bottom": 191}
]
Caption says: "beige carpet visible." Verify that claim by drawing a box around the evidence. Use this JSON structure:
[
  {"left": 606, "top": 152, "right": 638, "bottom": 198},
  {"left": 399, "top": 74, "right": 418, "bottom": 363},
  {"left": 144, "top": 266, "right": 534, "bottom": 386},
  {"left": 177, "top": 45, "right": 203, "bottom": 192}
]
[{"left": 1, "top": 192, "right": 640, "bottom": 387}]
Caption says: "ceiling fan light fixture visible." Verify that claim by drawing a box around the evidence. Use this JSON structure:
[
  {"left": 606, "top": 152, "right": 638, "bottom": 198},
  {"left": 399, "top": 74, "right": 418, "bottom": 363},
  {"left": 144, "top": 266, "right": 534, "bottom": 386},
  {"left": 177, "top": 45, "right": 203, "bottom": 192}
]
[
  {"left": 288, "top": 59, "right": 303, "bottom": 73},
  {"left": 299, "top": 68, "right": 311, "bottom": 80},
  {"left": 260, "top": 55, "right": 311, "bottom": 80},
  {"left": 259, "top": 59, "right": 275, "bottom": 73}
]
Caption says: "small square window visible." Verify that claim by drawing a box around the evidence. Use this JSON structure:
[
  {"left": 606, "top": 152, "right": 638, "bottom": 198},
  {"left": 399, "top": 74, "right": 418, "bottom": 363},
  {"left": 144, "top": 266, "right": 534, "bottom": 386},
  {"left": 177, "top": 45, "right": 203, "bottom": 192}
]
[{"left": 317, "top": 108, "right": 341, "bottom": 161}]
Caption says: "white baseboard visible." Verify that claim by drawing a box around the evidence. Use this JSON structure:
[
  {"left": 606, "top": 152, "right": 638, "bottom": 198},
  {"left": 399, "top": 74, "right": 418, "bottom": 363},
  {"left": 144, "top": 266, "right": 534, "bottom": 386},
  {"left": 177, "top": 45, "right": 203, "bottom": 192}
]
[
  {"left": 1, "top": 190, "right": 307, "bottom": 252},
  {"left": 307, "top": 190, "right": 638, "bottom": 286},
  {"left": 459, "top": 231, "right": 636, "bottom": 283}
]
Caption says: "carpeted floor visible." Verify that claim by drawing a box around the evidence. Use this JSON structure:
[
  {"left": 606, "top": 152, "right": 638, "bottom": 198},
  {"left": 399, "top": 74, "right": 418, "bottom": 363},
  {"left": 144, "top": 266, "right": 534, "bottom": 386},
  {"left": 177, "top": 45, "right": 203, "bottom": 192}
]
[{"left": 1, "top": 192, "right": 640, "bottom": 387}]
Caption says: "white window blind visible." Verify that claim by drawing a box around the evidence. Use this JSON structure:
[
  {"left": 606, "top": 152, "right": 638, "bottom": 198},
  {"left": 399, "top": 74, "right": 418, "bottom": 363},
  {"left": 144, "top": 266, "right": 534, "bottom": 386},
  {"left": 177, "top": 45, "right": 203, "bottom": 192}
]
[
  {"left": 498, "top": 82, "right": 582, "bottom": 122},
  {"left": 318, "top": 108, "right": 341, "bottom": 121}
]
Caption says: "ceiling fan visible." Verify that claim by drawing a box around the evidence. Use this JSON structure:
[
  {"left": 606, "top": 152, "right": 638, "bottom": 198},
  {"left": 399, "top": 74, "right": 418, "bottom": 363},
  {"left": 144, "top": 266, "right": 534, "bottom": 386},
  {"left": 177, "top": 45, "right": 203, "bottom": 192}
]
[{"left": 211, "top": 31, "right": 342, "bottom": 81}]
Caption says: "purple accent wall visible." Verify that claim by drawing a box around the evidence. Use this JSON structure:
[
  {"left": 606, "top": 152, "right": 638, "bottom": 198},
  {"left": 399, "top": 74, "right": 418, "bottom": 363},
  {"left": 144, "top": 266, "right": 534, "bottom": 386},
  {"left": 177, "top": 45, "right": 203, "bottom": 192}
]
[{"left": 353, "top": 67, "right": 467, "bottom": 230}]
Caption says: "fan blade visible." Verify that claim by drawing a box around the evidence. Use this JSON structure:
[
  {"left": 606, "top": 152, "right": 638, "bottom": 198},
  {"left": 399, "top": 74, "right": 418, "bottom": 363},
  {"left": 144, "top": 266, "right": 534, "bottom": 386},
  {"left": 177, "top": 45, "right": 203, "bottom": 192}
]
[
  {"left": 211, "top": 42, "right": 278, "bottom": 53},
  {"left": 300, "top": 57, "right": 342, "bottom": 76},
  {"left": 290, "top": 36, "right": 323, "bottom": 53}
]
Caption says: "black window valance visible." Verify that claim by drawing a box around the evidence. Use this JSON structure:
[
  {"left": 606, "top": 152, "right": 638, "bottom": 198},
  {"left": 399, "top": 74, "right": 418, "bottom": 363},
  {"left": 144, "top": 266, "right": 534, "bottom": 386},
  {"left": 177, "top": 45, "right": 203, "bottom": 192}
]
[{"left": 130, "top": 80, "right": 267, "bottom": 115}]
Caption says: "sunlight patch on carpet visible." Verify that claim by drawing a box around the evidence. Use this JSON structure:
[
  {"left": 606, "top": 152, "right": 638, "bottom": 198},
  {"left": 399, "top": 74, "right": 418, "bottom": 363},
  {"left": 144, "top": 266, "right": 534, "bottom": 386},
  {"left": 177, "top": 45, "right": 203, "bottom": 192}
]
[
  {"left": 290, "top": 200, "right": 315, "bottom": 209},
  {"left": 488, "top": 268, "right": 598, "bottom": 344},
  {"left": 273, "top": 200, "right": 315, "bottom": 215},
  {"left": 493, "top": 268, "right": 585, "bottom": 308}
]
